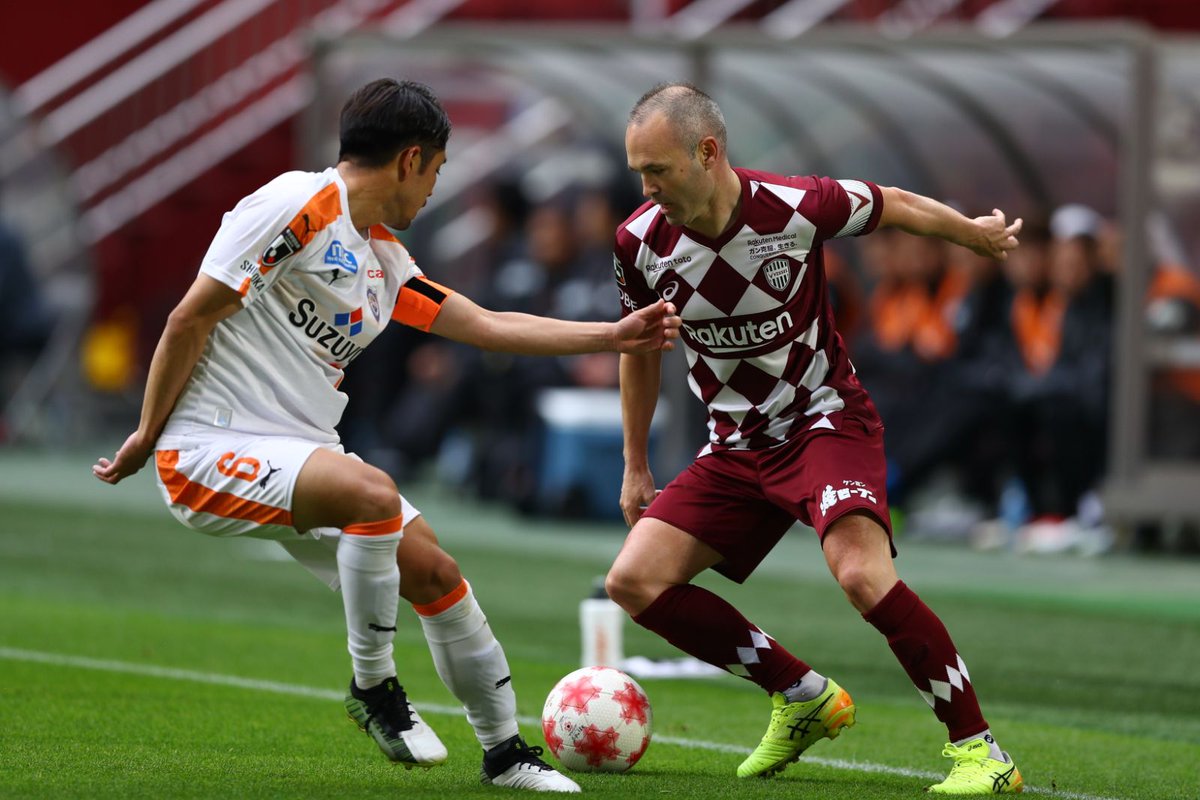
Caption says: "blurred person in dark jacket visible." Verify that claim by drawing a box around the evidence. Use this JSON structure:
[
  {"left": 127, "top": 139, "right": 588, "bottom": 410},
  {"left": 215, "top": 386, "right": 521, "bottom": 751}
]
[
  {"left": 0, "top": 219, "right": 54, "bottom": 425},
  {"left": 999, "top": 206, "right": 1113, "bottom": 549}
]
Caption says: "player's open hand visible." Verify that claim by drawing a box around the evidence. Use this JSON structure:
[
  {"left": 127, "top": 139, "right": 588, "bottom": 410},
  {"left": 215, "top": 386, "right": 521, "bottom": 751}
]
[
  {"left": 92, "top": 431, "right": 154, "bottom": 485},
  {"left": 969, "top": 209, "right": 1023, "bottom": 260},
  {"left": 613, "top": 299, "right": 681, "bottom": 354}
]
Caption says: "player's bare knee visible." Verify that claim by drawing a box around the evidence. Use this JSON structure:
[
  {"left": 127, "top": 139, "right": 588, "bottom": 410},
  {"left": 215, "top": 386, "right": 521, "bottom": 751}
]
[
  {"left": 605, "top": 567, "right": 651, "bottom": 614},
  {"left": 356, "top": 472, "right": 402, "bottom": 524},
  {"left": 832, "top": 561, "right": 887, "bottom": 612},
  {"left": 426, "top": 548, "right": 462, "bottom": 596},
  {"left": 398, "top": 544, "right": 462, "bottom": 604}
]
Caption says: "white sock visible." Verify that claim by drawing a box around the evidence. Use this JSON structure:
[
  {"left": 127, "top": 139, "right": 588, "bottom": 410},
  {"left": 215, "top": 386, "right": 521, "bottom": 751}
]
[
  {"left": 782, "top": 670, "right": 827, "bottom": 703},
  {"left": 337, "top": 531, "right": 401, "bottom": 688},
  {"left": 955, "top": 729, "right": 1005, "bottom": 761},
  {"left": 415, "top": 580, "right": 519, "bottom": 749}
]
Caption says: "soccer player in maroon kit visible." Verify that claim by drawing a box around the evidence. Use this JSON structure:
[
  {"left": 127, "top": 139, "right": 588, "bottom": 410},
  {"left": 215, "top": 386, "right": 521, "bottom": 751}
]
[{"left": 605, "top": 83, "right": 1024, "bottom": 795}]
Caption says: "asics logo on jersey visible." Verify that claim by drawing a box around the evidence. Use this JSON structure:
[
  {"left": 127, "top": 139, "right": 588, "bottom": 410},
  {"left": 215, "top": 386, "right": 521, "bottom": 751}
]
[
  {"left": 287, "top": 298, "right": 366, "bottom": 365},
  {"left": 682, "top": 310, "right": 795, "bottom": 356},
  {"left": 324, "top": 240, "right": 359, "bottom": 273}
]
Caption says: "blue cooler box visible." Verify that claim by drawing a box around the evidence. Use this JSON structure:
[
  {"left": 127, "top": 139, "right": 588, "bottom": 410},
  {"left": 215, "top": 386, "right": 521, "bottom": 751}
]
[{"left": 536, "top": 388, "right": 668, "bottom": 520}]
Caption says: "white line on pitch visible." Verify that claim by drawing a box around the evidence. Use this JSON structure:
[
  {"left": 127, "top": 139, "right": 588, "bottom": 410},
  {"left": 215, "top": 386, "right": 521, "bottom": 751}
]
[{"left": 0, "top": 646, "right": 1123, "bottom": 800}]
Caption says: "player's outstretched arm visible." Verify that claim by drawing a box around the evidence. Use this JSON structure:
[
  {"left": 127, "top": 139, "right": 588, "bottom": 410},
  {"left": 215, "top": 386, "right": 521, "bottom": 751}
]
[
  {"left": 92, "top": 275, "right": 243, "bottom": 485},
  {"left": 878, "top": 186, "right": 1022, "bottom": 260},
  {"left": 429, "top": 293, "right": 681, "bottom": 356}
]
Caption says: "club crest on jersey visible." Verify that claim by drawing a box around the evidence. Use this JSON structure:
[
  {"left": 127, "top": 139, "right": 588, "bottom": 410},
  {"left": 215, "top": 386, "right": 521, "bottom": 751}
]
[
  {"left": 762, "top": 257, "right": 792, "bottom": 292},
  {"left": 324, "top": 240, "right": 359, "bottom": 273},
  {"left": 262, "top": 227, "right": 302, "bottom": 267},
  {"left": 613, "top": 254, "right": 626, "bottom": 286},
  {"left": 367, "top": 288, "right": 380, "bottom": 322},
  {"left": 335, "top": 307, "right": 363, "bottom": 336}
]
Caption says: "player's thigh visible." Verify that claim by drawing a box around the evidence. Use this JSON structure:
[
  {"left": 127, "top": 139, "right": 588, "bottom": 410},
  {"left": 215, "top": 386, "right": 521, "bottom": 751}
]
[
  {"left": 631, "top": 452, "right": 794, "bottom": 585},
  {"left": 395, "top": 515, "right": 463, "bottom": 605},
  {"left": 762, "top": 417, "right": 893, "bottom": 548},
  {"left": 609, "top": 517, "right": 724, "bottom": 592},
  {"left": 292, "top": 446, "right": 400, "bottom": 531},
  {"left": 155, "top": 437, "right": 317, "bottom": 538}
]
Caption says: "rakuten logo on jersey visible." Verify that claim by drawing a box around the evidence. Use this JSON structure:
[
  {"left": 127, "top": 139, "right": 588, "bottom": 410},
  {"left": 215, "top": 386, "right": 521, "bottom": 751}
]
[
  {"left": 288, "top": 297, "right": 366, "bottom": 366},
  {"left": 681, "top": 309, "right": 798, "bottom": 358}
]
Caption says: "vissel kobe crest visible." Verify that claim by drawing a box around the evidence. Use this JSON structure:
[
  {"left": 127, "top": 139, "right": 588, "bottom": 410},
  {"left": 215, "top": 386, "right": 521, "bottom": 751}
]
[{"left": 762, "top": 257, "right": 792, "bottom": 292}]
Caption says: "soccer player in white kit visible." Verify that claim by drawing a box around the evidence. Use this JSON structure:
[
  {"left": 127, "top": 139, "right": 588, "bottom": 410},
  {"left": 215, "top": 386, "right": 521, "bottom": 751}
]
[{"left": 93, "top": 78, "right": 681, "bottom": 794}]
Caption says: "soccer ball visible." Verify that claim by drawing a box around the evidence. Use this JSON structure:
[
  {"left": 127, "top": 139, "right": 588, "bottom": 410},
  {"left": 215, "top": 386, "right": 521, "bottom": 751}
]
[{"left": 541, "top": 666, "right": 652, "bottom": 773}]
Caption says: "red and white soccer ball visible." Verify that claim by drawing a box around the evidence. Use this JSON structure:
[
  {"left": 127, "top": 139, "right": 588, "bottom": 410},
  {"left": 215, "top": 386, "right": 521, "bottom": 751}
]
[{"left": 541, "top": 666, "right": 652, "bottom": 773}]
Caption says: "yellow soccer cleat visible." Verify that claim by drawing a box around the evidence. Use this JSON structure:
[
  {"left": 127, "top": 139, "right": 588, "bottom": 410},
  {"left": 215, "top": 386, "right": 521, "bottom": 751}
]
[
  {"left": 926, "top": 739, "right": 1024, "bottom": 794},
  {"left": 736, "top": 678, "right": 856, "bottom": 778}
]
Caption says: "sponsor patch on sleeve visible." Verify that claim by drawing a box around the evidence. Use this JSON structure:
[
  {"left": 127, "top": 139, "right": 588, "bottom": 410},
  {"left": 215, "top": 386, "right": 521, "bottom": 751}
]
[{"left": 262, "top": 227, "right": 303, "bottom": 267}]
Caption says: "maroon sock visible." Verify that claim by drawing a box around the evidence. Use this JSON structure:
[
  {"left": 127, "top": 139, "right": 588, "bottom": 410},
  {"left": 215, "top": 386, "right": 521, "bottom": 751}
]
[
  {"left": 633, "top": 584, "right": 810, "bottom": 694},
  {"left": 864, "top": 580, "right": 988, "bottom": 741}
]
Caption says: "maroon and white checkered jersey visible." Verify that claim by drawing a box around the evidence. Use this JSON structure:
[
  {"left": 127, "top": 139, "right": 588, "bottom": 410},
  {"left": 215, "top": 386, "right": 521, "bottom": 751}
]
[{"left": 614, "top": 168, "right": 884, "bottom": 455}]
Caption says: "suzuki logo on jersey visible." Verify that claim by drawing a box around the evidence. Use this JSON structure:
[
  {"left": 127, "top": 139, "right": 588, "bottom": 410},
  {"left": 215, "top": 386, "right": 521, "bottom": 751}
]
[
  {"left": 682, "top": 310, "right": 796, "bottom": 357},
  {"left": 763, "top": 257, "right": 792, "bottom": 292},
  {"left": 334, "top": 307, "right": 364, "bottom": 336},
  {"left": 324, "top": 240, "right": 359, "bottom": 273},
  {"left": 288, "top": 298, "right": 366, "bottom": 365}
]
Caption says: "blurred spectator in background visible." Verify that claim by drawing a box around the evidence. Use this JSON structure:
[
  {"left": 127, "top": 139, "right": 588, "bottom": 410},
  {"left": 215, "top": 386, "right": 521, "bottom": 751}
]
[
  {"left": 850, "top": 226, "right": 975, "bottom": 516},
  {"left": 0, "top": 217, "right": 53, "bottom": 434},
  {"left": 824, "top": 245, "right": 865, "bottom": 340},
  {"left": 1146, "top": 260, "right": 1200, "bottom": 460},
  {"left": 340, "top": 178, "right": 531, "bottom": 481},
  {"left": 459, "top": 190, "right": 629, "bottom": 513},
  {"left": 996, "top": 206, "right": 1113, "bottom": 552}
]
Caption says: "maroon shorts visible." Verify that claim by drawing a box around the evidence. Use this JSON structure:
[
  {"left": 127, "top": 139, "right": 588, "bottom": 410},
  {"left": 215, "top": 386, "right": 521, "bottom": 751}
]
[{"left": 643, "top": 415, "right": 893, "bottom": 583}]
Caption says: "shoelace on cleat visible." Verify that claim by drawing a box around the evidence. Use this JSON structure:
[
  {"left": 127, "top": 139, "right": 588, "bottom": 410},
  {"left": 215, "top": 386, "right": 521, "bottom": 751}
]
[
  {"left": 367, "top": 685, "right": 416, "bottom": 734},
  {"left": 507, "top": 740, "right": 552, "bottom": 771},
  {"left": 942, "top": 743, "right": 990, "bottom": 773}
]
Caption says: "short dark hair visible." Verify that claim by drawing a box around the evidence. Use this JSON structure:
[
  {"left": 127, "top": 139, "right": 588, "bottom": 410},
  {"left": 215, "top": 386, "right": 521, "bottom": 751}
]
[
  {"left": 629, "top": 82, "right": 727, "bottom": 153},
  {"left": 338, "top": 78, "right": 452, "bottom": 168}
]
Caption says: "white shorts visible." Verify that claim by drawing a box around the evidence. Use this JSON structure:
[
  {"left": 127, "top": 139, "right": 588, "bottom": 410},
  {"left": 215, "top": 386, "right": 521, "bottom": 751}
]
[{"left": 154, "top": 435, "right": 420, "bottom": 590}]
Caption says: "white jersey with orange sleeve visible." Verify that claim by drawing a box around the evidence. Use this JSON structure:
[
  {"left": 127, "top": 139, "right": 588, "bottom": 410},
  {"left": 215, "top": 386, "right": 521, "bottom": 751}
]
[{"left": 157, "top": 167, "right": 453, "bottom": 450}]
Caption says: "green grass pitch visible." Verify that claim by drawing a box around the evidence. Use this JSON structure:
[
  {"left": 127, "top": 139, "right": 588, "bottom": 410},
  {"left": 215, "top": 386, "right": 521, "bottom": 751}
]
[{"left": 1, "top": 450, "right": 1197, "bottom": 799}]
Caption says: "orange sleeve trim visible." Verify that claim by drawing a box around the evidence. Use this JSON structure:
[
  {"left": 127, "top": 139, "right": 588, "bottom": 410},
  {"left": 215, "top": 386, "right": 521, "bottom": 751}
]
[
  {"left": 237, "top": 276, "right": 251, "bottom": 296},
  {"left": 259, "top": 182, "right": 343, "bottom": 276},
  {"left": 155, "top": 450, "right": 293, "bottom": 527},
  {"left": 391, "top": 275, "right": 455, "bottom": 331},
  {"left": 412, "top": 579, "right": 470, "bottom": 617},
  {"left": 343, "top": 515, "right": 404, "bottom": 536}
]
